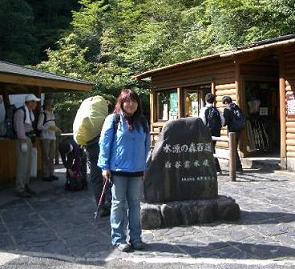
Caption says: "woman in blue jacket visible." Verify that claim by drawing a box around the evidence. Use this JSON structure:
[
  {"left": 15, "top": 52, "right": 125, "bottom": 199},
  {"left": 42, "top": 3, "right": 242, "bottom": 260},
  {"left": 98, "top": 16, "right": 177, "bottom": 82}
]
[{"left": 98, "top": 89, "right": 150, "bottom": 252}]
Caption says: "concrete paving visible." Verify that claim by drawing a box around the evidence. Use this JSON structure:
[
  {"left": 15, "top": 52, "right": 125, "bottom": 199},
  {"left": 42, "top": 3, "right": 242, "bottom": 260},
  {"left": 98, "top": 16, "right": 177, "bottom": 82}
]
[{"left": 0, "top": 164, "right": 294, "bottom": 268}]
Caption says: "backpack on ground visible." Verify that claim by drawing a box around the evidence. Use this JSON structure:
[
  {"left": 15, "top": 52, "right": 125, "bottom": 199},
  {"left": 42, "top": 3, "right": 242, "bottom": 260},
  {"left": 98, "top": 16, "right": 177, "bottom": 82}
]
[
  {"left": 230, "top": 105, "right": 246, "bottom": 132},
  {"left": 64, "top": 144, "right": 87, "bottom": 192},
  {"left": 65, "top": 171, "right": 84, "bottom": 191},
  {"left": 73, "top": 95, "right": 108, "bottom": 146},
  {"left": 205, "top": 107, "right": 222, "bottom": 137}
]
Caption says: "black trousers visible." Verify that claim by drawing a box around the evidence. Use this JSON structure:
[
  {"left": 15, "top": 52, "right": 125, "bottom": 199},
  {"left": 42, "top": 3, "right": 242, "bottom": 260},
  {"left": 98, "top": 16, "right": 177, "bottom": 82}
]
[
  {"left": 235, "top": 132, "right": 243, "bottom": 171},
  {"left": 85, "top": 142, "right": 111, "bottom": 206},
  {"left": 212, "top": 141, "right": 221, "bottom": 172}
]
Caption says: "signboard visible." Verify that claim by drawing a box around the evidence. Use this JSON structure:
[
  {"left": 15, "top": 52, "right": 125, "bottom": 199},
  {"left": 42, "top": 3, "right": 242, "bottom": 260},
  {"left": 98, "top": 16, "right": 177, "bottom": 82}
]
[
  {"left": 169, "top": 92, "right": 178, "bottom": 120},
  {"left": 286, "top": 91, "right": 295, "bottom": 119},
  {"left": 144, "top": 117, "right": 217, "bottom": 203},
  {"left": 259, "top": 107, "right": 268, "bottom": 116}
]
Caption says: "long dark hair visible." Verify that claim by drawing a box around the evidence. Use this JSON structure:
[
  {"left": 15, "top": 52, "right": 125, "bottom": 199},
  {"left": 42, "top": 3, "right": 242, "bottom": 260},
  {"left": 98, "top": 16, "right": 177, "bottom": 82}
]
[{"left": 114, "top": 89, "right": 143, "bottom": 131}]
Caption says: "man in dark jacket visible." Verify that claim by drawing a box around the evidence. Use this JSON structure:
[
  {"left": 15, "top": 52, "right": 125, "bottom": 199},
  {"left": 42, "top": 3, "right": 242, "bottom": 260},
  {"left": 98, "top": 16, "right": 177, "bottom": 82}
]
[
  {"left": 222, "top": 96, "right": 244, "bottom": 173},
  {"left": 199, "top": 93, "right": 224, "bottom": 175}
]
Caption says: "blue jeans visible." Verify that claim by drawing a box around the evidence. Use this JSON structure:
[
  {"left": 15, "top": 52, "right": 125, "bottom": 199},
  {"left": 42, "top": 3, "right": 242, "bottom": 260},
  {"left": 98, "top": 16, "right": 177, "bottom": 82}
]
[{"left": 110, "top": 175, "right": 142, "bottom": 246}]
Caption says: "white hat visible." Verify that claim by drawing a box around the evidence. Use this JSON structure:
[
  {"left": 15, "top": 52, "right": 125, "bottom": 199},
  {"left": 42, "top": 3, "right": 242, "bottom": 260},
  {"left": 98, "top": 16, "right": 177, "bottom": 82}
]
[{"left": 25, "top": 94, "right": 40, "bottom": 102}]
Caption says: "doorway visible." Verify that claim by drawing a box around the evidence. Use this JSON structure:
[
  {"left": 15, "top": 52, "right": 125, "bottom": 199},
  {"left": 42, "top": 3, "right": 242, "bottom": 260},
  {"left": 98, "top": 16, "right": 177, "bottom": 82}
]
[{"left": 244, "top": 80, "right": 280, "bottom": 155}]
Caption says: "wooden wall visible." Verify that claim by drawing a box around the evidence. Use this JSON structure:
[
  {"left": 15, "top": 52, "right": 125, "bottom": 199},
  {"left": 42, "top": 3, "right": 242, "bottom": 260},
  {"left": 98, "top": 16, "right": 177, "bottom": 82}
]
[
  {"left": 152, "top": 58, "right": 235, "bottom": 90},
  {"left": 240, "top": 57, "right": 278, "bottom": 78},
  {"left": 0, "top": 139, "right": 43, "bottom": 186},
  {"left": 150, "top": 58, "right": 236, "bottom": 149},
  {"left": 147, "top": 45, "right": 295, "bottom": 170},
  {"left": 283, "top": 48, "right": 295, "bottom": 163}
]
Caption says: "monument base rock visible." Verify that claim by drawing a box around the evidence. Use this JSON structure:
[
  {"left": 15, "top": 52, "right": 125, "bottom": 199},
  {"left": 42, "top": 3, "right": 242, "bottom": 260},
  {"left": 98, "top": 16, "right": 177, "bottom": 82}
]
[{"left": 141, "top": 195, "right": 240, "bottom": 229}]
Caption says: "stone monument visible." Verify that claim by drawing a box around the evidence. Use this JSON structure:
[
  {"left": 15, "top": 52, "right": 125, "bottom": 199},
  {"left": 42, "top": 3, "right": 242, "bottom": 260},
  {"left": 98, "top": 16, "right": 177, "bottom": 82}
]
[{"left": 141, "top": 117, "right": 240, "bottom": 229}]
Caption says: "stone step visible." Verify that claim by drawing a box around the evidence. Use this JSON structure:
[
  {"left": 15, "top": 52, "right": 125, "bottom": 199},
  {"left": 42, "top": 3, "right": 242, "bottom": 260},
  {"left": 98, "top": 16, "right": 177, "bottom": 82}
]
[{"left": 217, "top": 154, "right": 281, "bottom": 171}]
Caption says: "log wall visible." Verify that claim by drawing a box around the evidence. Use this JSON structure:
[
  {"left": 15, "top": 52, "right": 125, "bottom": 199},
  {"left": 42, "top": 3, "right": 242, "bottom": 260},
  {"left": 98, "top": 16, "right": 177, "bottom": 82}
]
[
  {"left": 151, "top": 58, "right": 237, "bottom": 149},
  {"left": 284, "top": 48, "right": 295, "bottom": 164}
]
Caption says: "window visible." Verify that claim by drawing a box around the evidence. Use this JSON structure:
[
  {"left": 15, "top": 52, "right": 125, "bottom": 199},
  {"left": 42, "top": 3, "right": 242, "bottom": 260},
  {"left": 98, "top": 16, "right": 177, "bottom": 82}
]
[
  {"left": 0, "top": 95, "right": 6, "bottom": 136},
  {"left": 156, "top": 89, "right": 178, "bottom": 121},
  {"left": 183, "top": 85, "right": 211, "bottom": 117}
]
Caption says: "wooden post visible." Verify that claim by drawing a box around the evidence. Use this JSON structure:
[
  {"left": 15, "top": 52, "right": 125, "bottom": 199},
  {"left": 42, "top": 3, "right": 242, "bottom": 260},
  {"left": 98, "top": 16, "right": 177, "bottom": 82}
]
[
  {"left": 211, "top": 81, "right": 216, "bottom": 96},
  {"left": 150, "top": 92, "right": 155, "bottom": 125},
  {"left": 279, "top": 54, "right": 287, "bottom": 169},
  {"left": 229, "top": 132, "right": 236, "bottom": 181},
  {"left": 177, "top": 87, "right": 182, "bottom": 118}
]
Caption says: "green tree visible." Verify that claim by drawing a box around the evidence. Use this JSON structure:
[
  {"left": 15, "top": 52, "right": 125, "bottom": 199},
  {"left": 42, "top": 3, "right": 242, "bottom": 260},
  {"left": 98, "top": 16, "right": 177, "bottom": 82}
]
[
  {"left": 26, "top": 0, "right": 81, "bottom": 60},
  {"left": 37, "top": 0, "right": 295, "bottom": 131},
  {"left": 0, "top": 0, "right": 37, "bottom": 64}
]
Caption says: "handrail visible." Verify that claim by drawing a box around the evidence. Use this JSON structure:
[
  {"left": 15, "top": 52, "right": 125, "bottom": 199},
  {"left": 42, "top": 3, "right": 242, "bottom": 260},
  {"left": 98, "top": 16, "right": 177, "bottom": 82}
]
[{"left": 212, "top": 132, "right": 237, "bottom": 181}]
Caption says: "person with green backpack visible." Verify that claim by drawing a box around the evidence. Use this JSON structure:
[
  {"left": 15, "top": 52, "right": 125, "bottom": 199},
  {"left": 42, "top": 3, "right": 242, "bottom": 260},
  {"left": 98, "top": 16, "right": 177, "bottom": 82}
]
[{"left": 73, "top": 95, "right": 110, "bottom": 216}]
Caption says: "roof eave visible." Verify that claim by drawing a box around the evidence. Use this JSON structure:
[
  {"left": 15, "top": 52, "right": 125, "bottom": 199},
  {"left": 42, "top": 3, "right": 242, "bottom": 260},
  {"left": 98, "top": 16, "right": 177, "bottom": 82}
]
[
  {"left": 0, "top": 72, "right": 94, "bottom": 92},
  {"left": 220, "top": 38, "right": 295, "bottom": 57},
  {"left": 133, "top": 54, "right": 221, "bottom": 80},
  {"left": 134, "top": 37, "right": 295, "bottom": 81}
]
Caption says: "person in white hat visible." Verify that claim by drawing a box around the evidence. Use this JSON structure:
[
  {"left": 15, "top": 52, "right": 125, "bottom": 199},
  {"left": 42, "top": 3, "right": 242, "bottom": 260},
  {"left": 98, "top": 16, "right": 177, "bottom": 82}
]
[{"left": 14, "top": 94, "right": 40, "bottom": 197}]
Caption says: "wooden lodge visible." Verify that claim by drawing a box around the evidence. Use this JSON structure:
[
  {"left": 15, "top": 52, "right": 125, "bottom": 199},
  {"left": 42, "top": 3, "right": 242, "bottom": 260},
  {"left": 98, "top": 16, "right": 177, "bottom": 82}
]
[
  {"left": 0, "top": 60, "right": 93, "bottom": 186},
  {"left": 135, "top": 35, "right": 295, "bottom": 172}
]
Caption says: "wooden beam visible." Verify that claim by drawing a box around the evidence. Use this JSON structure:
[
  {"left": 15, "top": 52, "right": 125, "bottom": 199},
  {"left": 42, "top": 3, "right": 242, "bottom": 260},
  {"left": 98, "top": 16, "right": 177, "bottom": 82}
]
[
  {"left": 0, "top": 73, "right": 93, "bottom": 92},
  {"left": 286, "top": 151, "right": 295, "bottom": 157},
  {"left": 215, "top": 89, "right": 237, "bottom": 96},
  {"left": 230, "top": 51, "right": 271, "bottom": 64},
  {"left": 150, "top": 92, "right": 156, "bottom": 124},
  {"left": 215, "top": 83, "right": 236, "bottom": 90},
  {"left": 211, "top": 81, "right": 216, "bottom": 96}
]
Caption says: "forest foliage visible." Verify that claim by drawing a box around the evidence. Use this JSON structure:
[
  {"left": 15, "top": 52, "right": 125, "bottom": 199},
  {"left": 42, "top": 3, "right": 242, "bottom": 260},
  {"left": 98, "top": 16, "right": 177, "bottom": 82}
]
[
  {"left": 0, "top": 0, "right": 80, "bottom": 65},
  {"left": 37, "top": 0, "right": 295, "bottom": 95},
  {"left": 2, "top": 0, "right": 295, "bottom": 130}
]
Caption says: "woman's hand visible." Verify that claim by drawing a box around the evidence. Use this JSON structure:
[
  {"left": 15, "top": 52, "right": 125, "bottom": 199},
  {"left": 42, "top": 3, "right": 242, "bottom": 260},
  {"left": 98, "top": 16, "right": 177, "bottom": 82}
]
[{"left": 102, "top": 170, "right": 112, "bottom": 182}]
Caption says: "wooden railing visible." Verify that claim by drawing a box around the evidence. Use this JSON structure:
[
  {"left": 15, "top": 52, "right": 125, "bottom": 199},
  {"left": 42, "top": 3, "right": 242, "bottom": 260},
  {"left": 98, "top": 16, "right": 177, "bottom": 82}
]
[{"left": 212, "top": 132, "right": 237, "bottom": 181}]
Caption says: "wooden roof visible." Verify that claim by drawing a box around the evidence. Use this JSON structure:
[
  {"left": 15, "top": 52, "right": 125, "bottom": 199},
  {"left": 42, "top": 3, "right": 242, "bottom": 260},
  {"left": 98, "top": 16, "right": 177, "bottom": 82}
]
[
  {"left": 134, "top": 34, "right": 295, "bottom": 80},
  {"left": 0, "top": 60, "right": 94, "bottom": 93}
]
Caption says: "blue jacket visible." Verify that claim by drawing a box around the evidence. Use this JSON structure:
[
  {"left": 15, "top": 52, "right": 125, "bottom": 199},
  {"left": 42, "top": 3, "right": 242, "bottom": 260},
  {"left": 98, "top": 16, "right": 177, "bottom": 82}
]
[{"left": 98, "top": 113, "right": 150, "bottom": 173}]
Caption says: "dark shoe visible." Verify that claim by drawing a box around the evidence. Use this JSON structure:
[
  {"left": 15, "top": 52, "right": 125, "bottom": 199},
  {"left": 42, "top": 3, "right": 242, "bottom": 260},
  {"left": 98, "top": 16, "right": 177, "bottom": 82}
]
[
  {"left": 50, "top": 175, "right": 59, "bottom": 181},
  {"left": 130, "top": 241, "right": 146, "bottom": 250},
  {"left": 42, "top": 177, "right": 54, "bottom": 182},
  {"left": 236, "top": 168, "right": 244, "bottom": 173},
  {"left": 115, "top": 243, "right": 132, "bottom": 252},
  {"left": 25, "top": 186, "right": 37, "bottom": 195},
  {"left": 17, "top": 191, "right": 31, "bottom": 198}
]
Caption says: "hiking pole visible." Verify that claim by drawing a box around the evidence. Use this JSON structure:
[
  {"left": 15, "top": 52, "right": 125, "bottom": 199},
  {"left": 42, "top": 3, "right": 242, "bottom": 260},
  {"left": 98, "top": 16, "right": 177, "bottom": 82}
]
[{"left": 94, "top": 177, "right": 109, "bottom": 220}]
